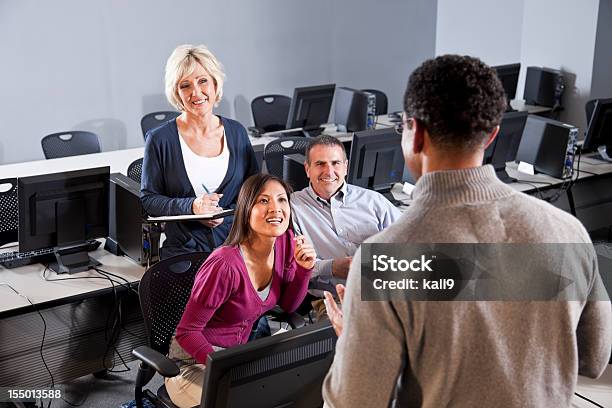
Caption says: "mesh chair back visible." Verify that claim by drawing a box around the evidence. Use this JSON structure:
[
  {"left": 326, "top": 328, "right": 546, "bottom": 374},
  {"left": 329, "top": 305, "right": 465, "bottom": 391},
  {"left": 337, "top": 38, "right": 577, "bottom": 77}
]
[
  {"left": 141, "top": 111, "right": 180, "bottom": 141},
  {"left": 263, "top": 137, "right": 310, "bottom": 178},
  {"left": 251, "top": 95, "right": 292, "bottom": 132},
  {"left": 0, "top": 178, "right": 18, "bottom": 246},
  {"left": 41, "top": 131, "right": 101, "bottom": 159},
  {"left": 361, "top": 89, "right": 388, "bottom": 115},
  {"left": 127, "top": 158, "right": 143, "bottom": 184},
  {"left": 138, "top": 252, "right": 210, "bottom": 356}
]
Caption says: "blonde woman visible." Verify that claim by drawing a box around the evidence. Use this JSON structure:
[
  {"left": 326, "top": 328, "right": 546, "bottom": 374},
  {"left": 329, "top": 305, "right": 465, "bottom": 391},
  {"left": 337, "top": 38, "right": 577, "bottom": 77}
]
[{"left": 142, "top": 44, "right": 258, "bottom": 258}]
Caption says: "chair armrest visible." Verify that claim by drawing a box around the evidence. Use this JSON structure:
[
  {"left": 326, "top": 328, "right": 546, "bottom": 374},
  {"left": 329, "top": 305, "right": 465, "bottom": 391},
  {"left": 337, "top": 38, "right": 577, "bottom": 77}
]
[
  {"left": 132, "top": 346, "right": 180, "bottom": 378},
  {"left": 267, "top": 306, "right": 306, "bottom": 329},
  {"left": 285, "top": 311, "right": 306, "bottom": 329}
]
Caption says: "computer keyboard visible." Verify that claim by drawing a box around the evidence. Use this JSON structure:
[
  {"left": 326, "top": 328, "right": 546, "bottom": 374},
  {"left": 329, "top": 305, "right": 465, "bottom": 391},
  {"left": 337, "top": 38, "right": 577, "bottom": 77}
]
[{"left": 0, "top": 239, "right": 101, "bottom": 269}]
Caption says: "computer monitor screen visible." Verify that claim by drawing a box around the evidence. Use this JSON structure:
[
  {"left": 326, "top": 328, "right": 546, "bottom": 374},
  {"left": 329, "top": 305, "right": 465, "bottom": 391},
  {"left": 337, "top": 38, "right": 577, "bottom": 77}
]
[
  {"left": 286, "top": 84, "right": 335, "bottom": 134},
  {"left": 484, "top": 111, "right": 528, "bottom": 182},
  {"left": 493, "top": 63, "right": 521, "bottom": 110},
  {"left": 334, "top": 87, "right": 368, "bottom": 132},
  {"left": 583, "top": 98, "right": 612, "bottom": 161},
  {"left": 18, "top": 166, "right": 109, "bottom": 273},
  {"left": 202, "top": 322, "right": 337, "bottom": 408},
  {"left": 347, "top": 128, "right": 404, "bottom": 204}
]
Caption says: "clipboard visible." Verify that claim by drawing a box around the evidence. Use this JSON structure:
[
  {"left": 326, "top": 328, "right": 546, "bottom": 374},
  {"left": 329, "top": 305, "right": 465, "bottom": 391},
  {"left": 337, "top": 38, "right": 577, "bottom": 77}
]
[{"left": 146, "top": 208, "right": 235, "bottom": 222}]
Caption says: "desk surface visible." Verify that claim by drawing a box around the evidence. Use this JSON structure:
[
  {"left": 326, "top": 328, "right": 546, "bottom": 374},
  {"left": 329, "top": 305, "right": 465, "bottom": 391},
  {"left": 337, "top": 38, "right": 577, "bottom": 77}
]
[
  {"left": 510, "top": 99, "right": 554, "bottom": 114},
  {"left": 0, "top": 147, "right": 144, "bottom": 179},
  {"left": 0, "top": 240, "right": 144, "bottom": 314},
  {"left": 574, "top": 365, "right": 612, "bottom": 407}
]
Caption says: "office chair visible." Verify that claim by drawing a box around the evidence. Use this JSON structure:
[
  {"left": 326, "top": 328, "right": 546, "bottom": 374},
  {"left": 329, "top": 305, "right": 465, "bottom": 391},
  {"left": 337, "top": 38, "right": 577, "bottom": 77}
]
[
  {"left": 132, "top": 251, "right": 209, "bottom": 408},
  {"left": 250, "top": 94, "right": 292, "bottom": 135},
  {"left": 141, "top": 111, "right": 180, "bottom": 141},
  {"left": 263, "top": 137, "right": 310, "bottom": 179},
  {"left": 132, "top": 252, "right": 306, "bottom": 408},
  {"left": 41, "top": 131, "right": 101, "bottom": 159},
  {"left": 0, "top": 178, "right": 18, "bottom": 247},
  {"left": 128, "top": 158, "right": 144, "bottom": 184},
  {"left": 361, "top": 89, "right": 388, "bottom": 115}
]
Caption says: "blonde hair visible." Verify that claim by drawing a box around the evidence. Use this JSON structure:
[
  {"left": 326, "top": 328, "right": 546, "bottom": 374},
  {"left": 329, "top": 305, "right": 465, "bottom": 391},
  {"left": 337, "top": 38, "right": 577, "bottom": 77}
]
[{"left": 164, "top": 44, "right": 226, "bottom": 111}]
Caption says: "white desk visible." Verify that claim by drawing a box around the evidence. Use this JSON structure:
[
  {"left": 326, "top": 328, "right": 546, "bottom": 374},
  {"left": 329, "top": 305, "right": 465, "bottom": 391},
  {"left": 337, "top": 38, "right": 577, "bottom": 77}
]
[
  {"left": 0, "top": 241, "right": 145, "bottom": 388},
  {"left": 510, "top": 99, "right": 554, "bottom": 115},
  {"left": 0, "top": 147, "right": 144, "bottom": 179},
  {"left": 0, "top": 239, "right": 144, "bottom": 313},
  {"left": 573, "top": 365, "right": 612, "bottom": 407}
]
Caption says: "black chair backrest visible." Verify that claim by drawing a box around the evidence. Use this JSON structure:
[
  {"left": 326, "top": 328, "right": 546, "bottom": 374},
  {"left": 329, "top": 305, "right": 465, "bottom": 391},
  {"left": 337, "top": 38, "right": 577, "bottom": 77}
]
[
  {"left": 251, "top": 95, "right": 292, "bottom": 132},
  {"left": 127, "top": 158, "right": 144, "bottom": 184},
  {"left": 263, "top": 137, "right": 310, "bottom": 179},
  {"left": 586, "top": 99, "right": 597, "bottom": 125},
  {"left": 138, "top": 252, "right": 210, "bottom": 356},
  {"left": 141, "top": 111, "right": 180, "bottom": 141},
  {"left": 41, "top": 131, "right": 101, "bottom": 159},
  {"left": 0, "top": 178, "right": 18, "bottom": 246},
  {"left": 361, "top": 89, "right": 388, "bottom": 115}
]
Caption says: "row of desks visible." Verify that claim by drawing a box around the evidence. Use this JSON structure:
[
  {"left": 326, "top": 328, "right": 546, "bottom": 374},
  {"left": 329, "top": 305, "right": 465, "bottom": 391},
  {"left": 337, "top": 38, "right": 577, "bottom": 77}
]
[{"left": 1, "top": 117, "right": 611, "bottom": 395}]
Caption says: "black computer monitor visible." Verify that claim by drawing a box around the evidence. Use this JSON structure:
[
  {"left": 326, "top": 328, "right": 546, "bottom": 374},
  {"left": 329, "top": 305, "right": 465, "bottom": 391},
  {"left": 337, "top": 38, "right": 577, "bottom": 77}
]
[
  {"left": 334, "top": 86, "right": 368, "bottom": 132},
  {"left": 484, "top": 111, "right": 528, "bottom": 182},
  {"left": 493, "top": 63, "right": 521, "bottom": 111},
  {"left": 283, "top": 153, "right": 309, "bottom": 191},
  {"left": 286, "top": 84, "right": 335, "bottom": 137},
  {"left": 18, "top": 166, "right": 110, "bottom": 273},
  {"left": 347, "top": 128, "right": 404, "bottom": 205},
  {"left": 202, "top": 322, "right": 337, "bottom": 408},
  {"left": 583, "top": 98, "right": 612, "bottom": 161}
]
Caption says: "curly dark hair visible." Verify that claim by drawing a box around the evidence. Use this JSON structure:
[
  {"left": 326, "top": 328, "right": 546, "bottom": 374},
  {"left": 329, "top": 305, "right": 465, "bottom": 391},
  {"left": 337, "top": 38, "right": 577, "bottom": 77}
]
[{"left": 403, "top": 55, "right": 506, "bottom": 150}]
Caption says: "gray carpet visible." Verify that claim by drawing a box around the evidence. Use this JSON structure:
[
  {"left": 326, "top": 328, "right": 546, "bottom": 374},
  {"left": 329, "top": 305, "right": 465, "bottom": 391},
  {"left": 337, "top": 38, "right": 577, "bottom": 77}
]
[{"left": 41, "top": 360, "right": 163, "bottom": 408}]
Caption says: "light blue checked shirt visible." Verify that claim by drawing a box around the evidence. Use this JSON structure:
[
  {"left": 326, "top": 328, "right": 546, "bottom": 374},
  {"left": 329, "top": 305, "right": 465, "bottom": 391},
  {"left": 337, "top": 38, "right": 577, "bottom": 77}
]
[{"left": 291, "top": 183, "right": 400, "bottom": 297}]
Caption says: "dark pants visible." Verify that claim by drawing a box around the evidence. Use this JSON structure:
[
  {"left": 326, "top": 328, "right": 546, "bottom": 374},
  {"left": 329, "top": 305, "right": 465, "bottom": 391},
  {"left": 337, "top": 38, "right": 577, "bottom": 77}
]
[{"left": 249, "top": 315, "right": 271, "bottom": 341}]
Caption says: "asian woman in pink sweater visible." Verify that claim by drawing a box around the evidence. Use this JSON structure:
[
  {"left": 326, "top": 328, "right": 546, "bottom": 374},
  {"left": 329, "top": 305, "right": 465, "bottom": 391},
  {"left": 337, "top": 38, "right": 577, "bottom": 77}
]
[{"left": 166, "top": 173, "right": 316, "bottom": 407}]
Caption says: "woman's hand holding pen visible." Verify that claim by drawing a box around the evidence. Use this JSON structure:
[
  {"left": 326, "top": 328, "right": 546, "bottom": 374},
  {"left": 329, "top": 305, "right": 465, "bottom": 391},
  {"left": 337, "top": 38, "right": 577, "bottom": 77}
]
[
  {"left": 193, "top": 193, "right": 224, "bottom": 228},
  {"left": 193, "top": 193, "right": 223, "bottom": 215},
  {"left": 293, "top": 235, "right": 316, "bottom": 270}
]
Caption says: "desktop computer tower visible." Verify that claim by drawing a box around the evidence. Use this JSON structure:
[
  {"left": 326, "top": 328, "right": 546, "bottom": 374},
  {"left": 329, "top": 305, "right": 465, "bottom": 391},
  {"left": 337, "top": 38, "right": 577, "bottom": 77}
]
[
  {"left": 106, "top": 173, "right": 160, "bottom": 265},
  {"left": 523, "top": 66, "right": 564, "bottom": 108},
  {"left": 516, "top": 116, "right": 578, "bottom": 179}
]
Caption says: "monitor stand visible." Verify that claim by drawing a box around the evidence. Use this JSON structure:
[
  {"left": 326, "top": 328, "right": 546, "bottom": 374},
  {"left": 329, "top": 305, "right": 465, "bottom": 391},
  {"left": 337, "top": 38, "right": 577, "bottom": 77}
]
[
  {"left": 50, "top": 242, "right": 101, "bottom": 274},
  {"left": 593, "top": 145, "right": 612, "bottom": 162},
  {"left": 496, "top": 169, "right": 517, "bottom": 184},
  {"left": 378, "top": 187, "right": 404, "bottom": 207},
  {"left": 302, "top": 126, "right": 324, "bottom": 138}
]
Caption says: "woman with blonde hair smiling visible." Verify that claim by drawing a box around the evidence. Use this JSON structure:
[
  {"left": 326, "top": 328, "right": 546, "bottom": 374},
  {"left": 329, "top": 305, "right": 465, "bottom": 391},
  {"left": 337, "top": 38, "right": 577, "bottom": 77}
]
[{"left": 142, "top": 44, "right": 258, "bottom": 258}]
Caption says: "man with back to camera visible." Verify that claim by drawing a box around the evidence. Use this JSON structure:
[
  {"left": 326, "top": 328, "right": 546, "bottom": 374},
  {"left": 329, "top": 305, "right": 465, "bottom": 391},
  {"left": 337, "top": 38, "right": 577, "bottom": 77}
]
[
  {"left": 322, "top": 55, "right": 611, "bottom": 407},
  {"left": 291, "top": 135, "right": 400, "bottom": 316}
]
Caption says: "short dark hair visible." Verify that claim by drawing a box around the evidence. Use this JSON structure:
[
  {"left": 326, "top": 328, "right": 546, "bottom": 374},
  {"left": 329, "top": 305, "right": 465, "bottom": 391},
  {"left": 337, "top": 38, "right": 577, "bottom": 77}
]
[
  {"left": 403, "top": 55, "right": 506, "bottom": 150},
  {"left": 305, "top": 135, "right": 347, "bottom": 163},
  {"left": 224, "top": 173, "right": 293, "bottom": 246}
]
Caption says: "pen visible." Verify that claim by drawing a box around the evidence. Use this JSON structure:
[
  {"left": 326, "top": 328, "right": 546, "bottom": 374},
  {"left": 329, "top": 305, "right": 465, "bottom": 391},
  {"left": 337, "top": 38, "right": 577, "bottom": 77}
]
[{"left": 201, "top": 184, "right": 210, "bottom": 194}]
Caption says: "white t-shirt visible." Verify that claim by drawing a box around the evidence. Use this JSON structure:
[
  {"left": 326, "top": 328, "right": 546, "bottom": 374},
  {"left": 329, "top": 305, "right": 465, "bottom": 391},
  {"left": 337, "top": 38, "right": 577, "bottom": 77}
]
[{"left": 178, "top": 131, "right": 230, "bottom": 195}]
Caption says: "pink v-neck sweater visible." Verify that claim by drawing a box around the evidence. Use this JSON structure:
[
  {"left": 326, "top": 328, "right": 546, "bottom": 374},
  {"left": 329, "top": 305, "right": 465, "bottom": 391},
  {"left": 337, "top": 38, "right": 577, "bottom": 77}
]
[{"left": 175, "top": 229, "right": 311, "bottom": 364}]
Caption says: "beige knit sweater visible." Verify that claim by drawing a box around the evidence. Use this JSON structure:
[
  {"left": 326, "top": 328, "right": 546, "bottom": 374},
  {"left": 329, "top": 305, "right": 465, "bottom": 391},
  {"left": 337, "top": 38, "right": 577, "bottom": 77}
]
[{"left": 323, "top": 165, "right": 611, "bottom": 408}]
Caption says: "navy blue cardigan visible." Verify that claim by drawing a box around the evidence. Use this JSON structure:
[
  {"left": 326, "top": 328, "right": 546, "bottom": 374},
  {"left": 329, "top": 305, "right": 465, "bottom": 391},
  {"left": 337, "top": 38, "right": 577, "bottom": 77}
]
[{"left": 141, "top": 116, "right": 258, "bottom": 258}]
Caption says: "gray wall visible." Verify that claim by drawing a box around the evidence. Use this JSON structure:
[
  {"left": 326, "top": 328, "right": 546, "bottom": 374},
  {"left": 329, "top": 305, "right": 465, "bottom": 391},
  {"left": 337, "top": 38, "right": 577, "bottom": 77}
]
[
  {"left": 0, "top": 0, "right": 437, "bottom": 165},
  {"left": 519, "top": 0, "right": 600, "bottom": 133},
  {"left": 435, "top": 0, "right": 524, "bottom": 65},
  {"left": 591, "top": 0, "right": 612, "bottom": 100},
  {"left": 436, "top": 0, "right": 603, "bottom": 134}
]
